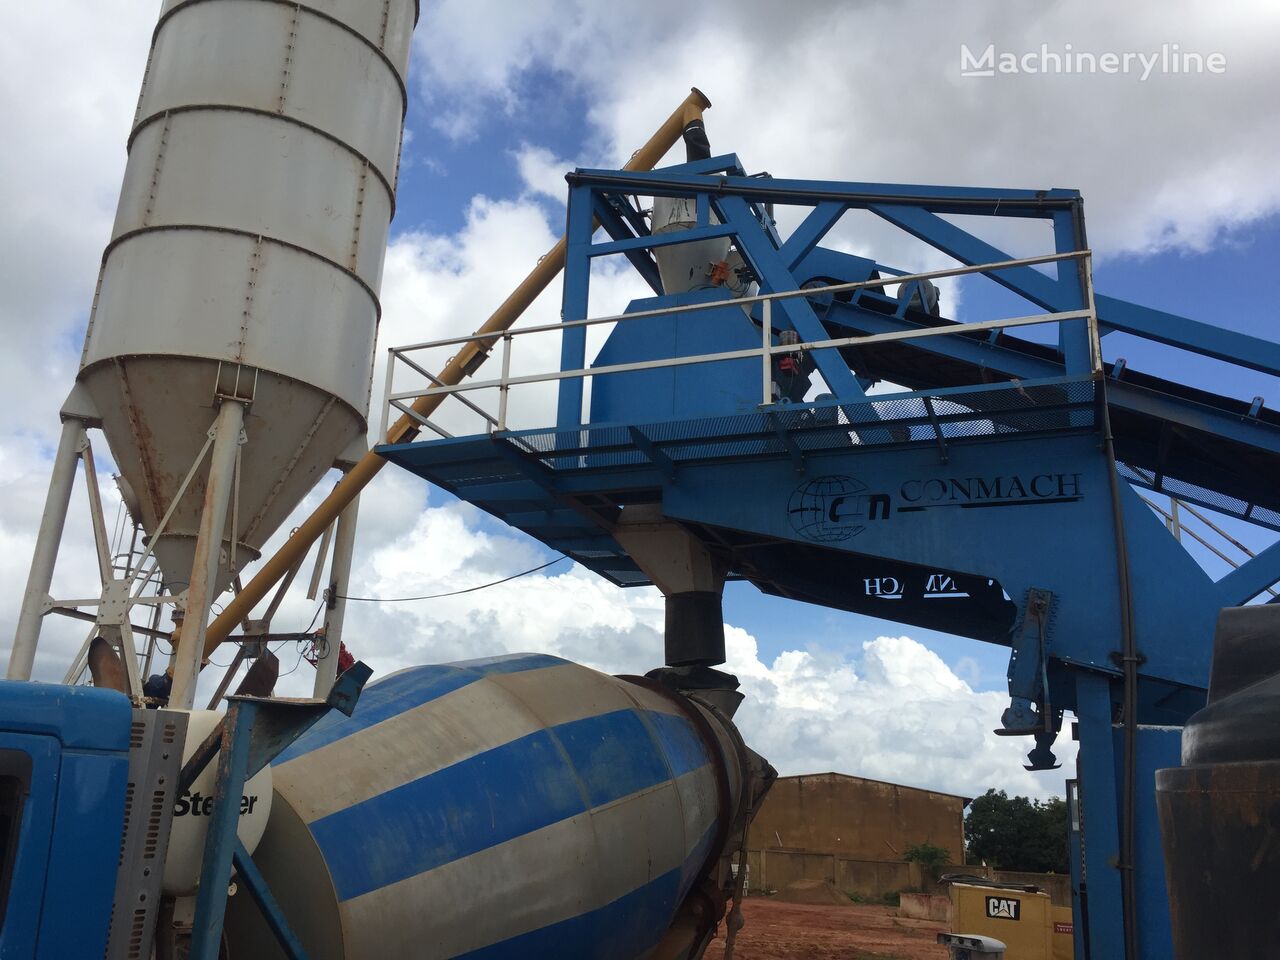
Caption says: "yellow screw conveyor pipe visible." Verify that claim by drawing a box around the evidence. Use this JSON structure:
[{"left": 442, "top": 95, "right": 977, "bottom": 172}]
[{"left": 186, "top": 87, "right": 713, "bottom": 669}]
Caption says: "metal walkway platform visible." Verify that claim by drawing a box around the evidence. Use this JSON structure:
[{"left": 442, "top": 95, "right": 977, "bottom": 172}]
[{"left": 380, "top": 375, "right": 1098, "bottom": 592}]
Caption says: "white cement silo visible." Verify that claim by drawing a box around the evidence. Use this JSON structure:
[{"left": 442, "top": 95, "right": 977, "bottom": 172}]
[{"left": 10, "top": 0, "right": 417, "bottom": 706}]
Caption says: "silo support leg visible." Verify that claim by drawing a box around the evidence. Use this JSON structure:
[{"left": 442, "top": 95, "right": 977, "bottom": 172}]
[
  {"left": 7, "top": 418, "right": 85, "bottom": 680},
  {"left": 313, "top": 493, "right": 359, "bottom": 697},
  {"left": 170, "top": 401, "right": 246, "bottom": 710}
]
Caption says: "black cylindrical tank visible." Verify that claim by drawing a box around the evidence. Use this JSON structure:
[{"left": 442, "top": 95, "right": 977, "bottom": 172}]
[{"left": 1156, "top": 605, "right": 1280, "bottom": 959}]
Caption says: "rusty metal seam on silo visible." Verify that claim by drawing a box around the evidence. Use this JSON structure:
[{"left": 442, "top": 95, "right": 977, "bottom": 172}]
[
  {"left": 149, "top": 0, "right": 412, "bottom": 107},
  {"left": 95, "top": 224, "right": 382, "bottom": 322},
  {"left": 126, "top": 107, "right": 399, "bottom": 219}
]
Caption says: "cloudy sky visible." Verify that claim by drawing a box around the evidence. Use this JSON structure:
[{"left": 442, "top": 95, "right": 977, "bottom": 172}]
[{"left": 3, "top": 0, "right": 1279, "bottom": 801}]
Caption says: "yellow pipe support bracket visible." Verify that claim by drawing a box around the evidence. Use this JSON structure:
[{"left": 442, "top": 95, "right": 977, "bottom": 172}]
[{"left": 190, "top": 87, "right": 712, "bottom": 666}]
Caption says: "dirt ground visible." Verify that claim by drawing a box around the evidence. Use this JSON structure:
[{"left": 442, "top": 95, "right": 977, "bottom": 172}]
[{"left": 703, "top": 899, "right": 950, "bottom": 960}]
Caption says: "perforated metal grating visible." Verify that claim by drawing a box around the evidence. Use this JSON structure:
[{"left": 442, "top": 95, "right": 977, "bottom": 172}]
[{"left": 1119, "top": 462, "right": 1280, "bottom": 533}]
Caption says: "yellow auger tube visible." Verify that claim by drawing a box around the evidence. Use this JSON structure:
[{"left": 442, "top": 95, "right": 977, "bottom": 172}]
[{"left": 189, "top": 87, "right": 712, "bottom": 667}]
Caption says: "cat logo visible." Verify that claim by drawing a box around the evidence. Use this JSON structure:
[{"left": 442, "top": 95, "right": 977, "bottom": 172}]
[{"left": 985, "top": 896, "right": 1021, "bottom": 920}]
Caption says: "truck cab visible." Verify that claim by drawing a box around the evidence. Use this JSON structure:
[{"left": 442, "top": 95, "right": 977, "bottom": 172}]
[{"left": 0, "top": 682, "right": 132, "bottom": 958}]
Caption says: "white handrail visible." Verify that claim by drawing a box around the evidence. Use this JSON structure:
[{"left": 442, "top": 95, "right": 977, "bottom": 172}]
[{"left": 382, "top": 249, "right": 1098, "bottom": 436}]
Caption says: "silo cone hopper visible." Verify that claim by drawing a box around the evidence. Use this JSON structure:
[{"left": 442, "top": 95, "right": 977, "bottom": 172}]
[{"left": 79, "top": 300, "right": 371, "bottom": 600}]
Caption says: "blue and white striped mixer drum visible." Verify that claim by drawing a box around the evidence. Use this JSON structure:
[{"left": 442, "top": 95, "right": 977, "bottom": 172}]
[{"left": 224, "top": 653, "right": 753, "bottom": 958}]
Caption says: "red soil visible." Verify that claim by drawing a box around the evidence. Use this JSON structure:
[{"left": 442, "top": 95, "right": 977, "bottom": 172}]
[{"left": 703, "top": 898, "right": 951, "bottom": 960}]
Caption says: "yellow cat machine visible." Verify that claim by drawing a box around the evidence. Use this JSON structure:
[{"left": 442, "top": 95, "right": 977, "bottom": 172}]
[{"left": 943, "top": 875, "right": 1073, "bottom": 960}]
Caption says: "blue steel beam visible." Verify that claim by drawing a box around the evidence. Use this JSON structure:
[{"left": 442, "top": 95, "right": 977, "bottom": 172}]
[
  {"left": 654, "top": 152, "right": 746, "bottom": 176},
  {"left": 1107, "top": 380, "right": 1280, "bottom": 459},
  {"left": 594, "top": 192, "right": 652, "bottom": 239},
  {"left": 821, "top": 298, "right": 1066, "bottom": 380},
  {"left": 1052, "top": 208, "right": 1092, "bottom": 374},
  {"left": 869, "top": 203, "right": 1072, "bottom": 311},
  {"left": 232, "top": 842, "right": 310, "bottom": 960},
  {"left": 820, "top": 298, "right": 1280, "bottom": 467},
  {"left": 628, "top": 426, "right": 676, "bottom": 481},
  {"left": 1218, "top": 538, "right": 1280, "bottom": 605},
  {"left": 716, "top": 194, "right": 869, "bottom": 401},
  {"left": 567, "top": 168, "right": 1080, "bottom": 216},
  {"left": 1094, "top": 295, "right": 1280, "bottom": 378},
  {"left": 190, "top": 699, "right": 256, "bottom": 960},
  {"left": 779, "top": 201, "right": 848, "bottom": 268},
  {"left": 870, "top": 203, "right": 1280, "bottom": 378},
  {"left": 590, "top": 194, "right": 663, "bottom": 294},
  {"left": 589, "top": 222, "right": 738, "bottom": 258}
]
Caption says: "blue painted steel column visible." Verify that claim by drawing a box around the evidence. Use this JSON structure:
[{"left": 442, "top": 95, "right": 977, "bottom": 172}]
[
  {"left": 1132, "top": 726, "right": 1180, "bottom": 960},
  {"left": 1067, "top": 778, "right": 1086, "bottom": 960},
  {"left": 1054, "top": 208, "right": 1092, "bottom": 375},
  {"left": 556, "top": 184, "right": 597, "bottom": 431},
  {"left": 190, "top": 700, "right": 257, "bottom": 960},
  {"left": 1075, "top": 672, "right": 1126, "bottom": 960}
]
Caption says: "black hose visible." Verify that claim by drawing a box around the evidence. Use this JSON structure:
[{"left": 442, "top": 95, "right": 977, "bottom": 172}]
[
  {"left": 1100, "top": 388, "right": 1140, "bottom": 960},
  {"left": 682, "top": 118, "right": 712, "bottom": 162}
]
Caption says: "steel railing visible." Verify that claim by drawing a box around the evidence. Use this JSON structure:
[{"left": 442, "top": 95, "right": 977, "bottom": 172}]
[{"left": 381, "top": 249, "right": 1099, "bottom": 439}]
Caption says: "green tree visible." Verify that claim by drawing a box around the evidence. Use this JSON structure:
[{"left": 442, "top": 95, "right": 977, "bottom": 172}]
[
  {"left": 904, "top": 841, "right": 953, "bottom": 886},
  {"left": 964, "top": 789, "right": 1068, "bottom": 873}
]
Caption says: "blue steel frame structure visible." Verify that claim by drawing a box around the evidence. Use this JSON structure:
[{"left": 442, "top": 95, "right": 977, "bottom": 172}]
[
  {"left": 379, "top": 155, "right": 1280, "bottom": 960},
  {"left": 186, "top": 662, "right": 372, "bottom": 960}
]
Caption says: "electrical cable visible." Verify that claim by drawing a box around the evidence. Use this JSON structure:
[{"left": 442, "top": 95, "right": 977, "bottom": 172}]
[
  {"left": 278, "top": 640, "right": 309, "bottom": 679},
  {"left": 336, "top": 556, "right": 567, "bottom": 602},
  {"left": 1101, "top": 375, "right": 1140, "bottom": 960},
  {"left": 302, "top": 601, "right": 325, "bottom": 633},
  {"left": 206, "top": 649, "right": 234, "bottom": 668}
]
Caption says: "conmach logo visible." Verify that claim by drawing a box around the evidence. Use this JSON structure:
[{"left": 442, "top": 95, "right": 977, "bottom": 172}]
[
  {"left": 787, "top": 475, "right": 890, "bottom": 543},
  {"left": 788, "top": 471, "right": 1081, "bottom": 543}
]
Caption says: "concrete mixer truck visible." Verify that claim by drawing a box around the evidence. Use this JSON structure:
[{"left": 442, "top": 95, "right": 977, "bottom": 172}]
[{"left": 0, "top": 652, "right": 771, "bottom": 958}]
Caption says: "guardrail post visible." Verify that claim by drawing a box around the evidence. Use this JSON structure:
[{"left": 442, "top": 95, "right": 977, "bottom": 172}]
[
  {"left": 761, "top": 299, "right": 773, "bottom": 406},
  {"left": 1083, "top": 252, "right": 1102, "bottom": 376},
  {"left": 381, "top": 347, "right": 395, "bottom": 440},
  {"left": 497, "top": 334, "right": 512, "bottom": 432}
]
